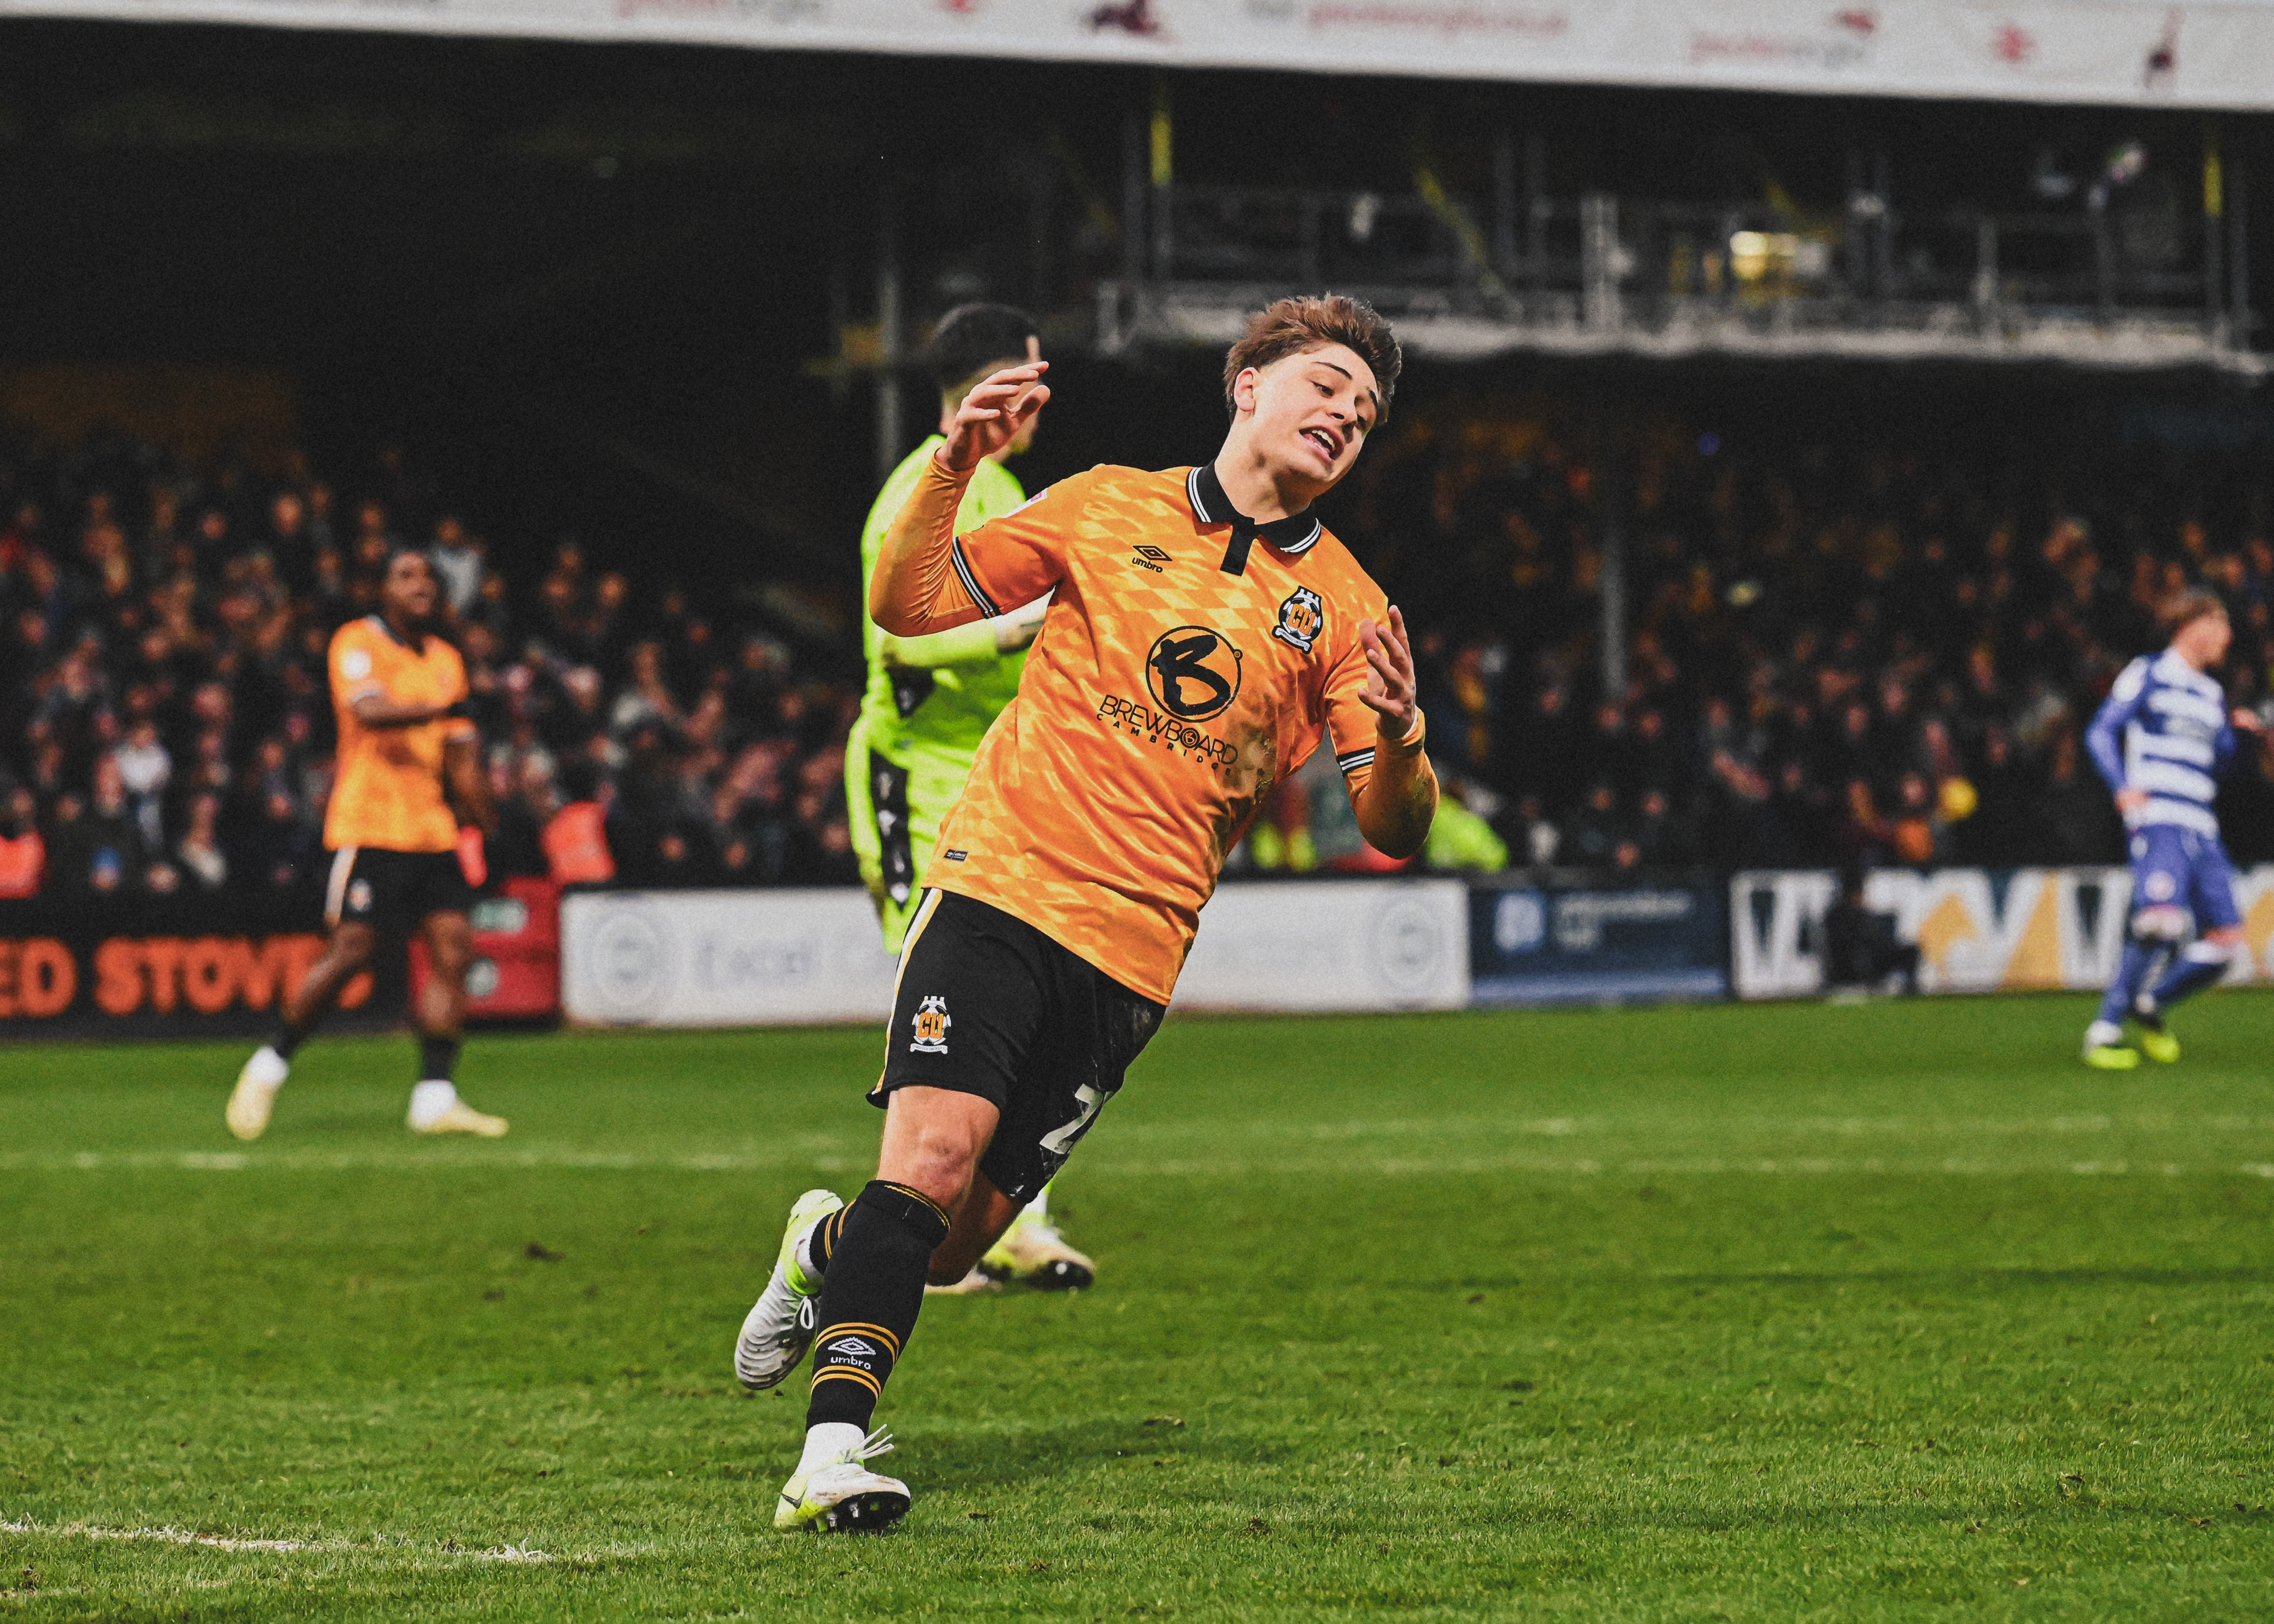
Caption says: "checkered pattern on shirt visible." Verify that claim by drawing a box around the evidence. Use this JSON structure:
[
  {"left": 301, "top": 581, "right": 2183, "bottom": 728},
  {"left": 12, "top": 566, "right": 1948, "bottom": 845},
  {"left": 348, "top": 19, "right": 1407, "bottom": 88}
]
[{"left": 922, "top": 464, "right": 1391, "bottom": 1004}]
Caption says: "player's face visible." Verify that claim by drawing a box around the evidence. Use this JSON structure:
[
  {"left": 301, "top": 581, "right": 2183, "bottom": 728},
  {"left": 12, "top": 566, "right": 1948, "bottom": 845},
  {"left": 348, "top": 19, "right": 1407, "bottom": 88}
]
[
  {"left": 382, "top": 555, "right": 439, "bottom": 624},
  {"left": 1235, "top": 343, "right": 1379, "bottom": 494},
  {"left": 2176, "top": 610, "right": 2232, "bottom": 668}
]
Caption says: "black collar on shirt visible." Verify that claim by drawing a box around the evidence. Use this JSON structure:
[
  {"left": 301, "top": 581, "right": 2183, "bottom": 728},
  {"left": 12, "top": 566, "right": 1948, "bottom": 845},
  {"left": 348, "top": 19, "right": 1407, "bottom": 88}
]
[
  {"left": 1187, "top": 461, "right": 1324, "bottom": 577},
  {"left": 370, "top": 611, "right": 426, "bottom": 655}
]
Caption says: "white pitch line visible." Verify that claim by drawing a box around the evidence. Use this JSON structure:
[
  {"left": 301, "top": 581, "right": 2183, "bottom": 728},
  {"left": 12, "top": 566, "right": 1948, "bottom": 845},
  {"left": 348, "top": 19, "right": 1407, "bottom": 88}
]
[{"left": 0, "top": 1517, "right": 549, "bottom": 1562}]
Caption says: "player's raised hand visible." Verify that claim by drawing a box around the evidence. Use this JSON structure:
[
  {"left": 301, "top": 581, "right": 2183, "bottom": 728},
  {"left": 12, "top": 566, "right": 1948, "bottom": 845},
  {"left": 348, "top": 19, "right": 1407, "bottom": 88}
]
[
  {"left": 936, "top": 362, "right": 1050, "bottom": 474},
  {"left": 1357, "top": 604, "right": 1420, "bottom": 742}
]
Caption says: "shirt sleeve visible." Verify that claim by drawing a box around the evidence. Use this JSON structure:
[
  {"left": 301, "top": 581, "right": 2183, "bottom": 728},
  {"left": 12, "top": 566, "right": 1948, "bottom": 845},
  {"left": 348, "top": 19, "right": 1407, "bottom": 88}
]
[
  {"left": 440, "top": 648, "right": 477, "bottom": 743},
  {"left": 2084, "top": 659, "right": 2147, "bottom": 793},
  {"left": 949, "top": 470, "right": 1091, "bottom": 617},
  {"left": 331, "top": 626, "right": 385, "bottom": 704},
  {"left": 1320, "top": 587, "right": 1393, "bottom": 800}
]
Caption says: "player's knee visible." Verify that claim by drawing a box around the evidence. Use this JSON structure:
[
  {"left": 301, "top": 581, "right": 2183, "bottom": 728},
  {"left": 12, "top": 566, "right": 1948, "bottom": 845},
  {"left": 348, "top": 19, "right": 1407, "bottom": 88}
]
[
  {"left": 2131, "top": 904, "right": 2188, "bottom": 942},
  {"left": 332, "top": 924, "right": 378, "bottom": 967},
  {"left": 889, "top": 1131, "right": 978, "bottom": 1211}
]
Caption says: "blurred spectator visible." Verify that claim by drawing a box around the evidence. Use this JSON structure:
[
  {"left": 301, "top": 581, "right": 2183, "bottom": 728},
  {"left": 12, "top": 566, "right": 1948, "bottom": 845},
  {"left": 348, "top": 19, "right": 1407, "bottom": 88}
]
[
  {"left": 174, "top": 791, "right": 228, "bottom": 890},
  {"left": 1821, "top": 872, "right": 1921, "bottom": 994},
  {"left": 0, "top": 786, "right": 43, "bottom": 897}
]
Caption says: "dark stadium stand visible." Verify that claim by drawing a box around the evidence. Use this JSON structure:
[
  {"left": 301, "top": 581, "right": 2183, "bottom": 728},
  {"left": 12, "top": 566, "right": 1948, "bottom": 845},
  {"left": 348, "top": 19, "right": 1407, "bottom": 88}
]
[{"left": 1, "top": 412, "right": 2268, "bottom": 900}]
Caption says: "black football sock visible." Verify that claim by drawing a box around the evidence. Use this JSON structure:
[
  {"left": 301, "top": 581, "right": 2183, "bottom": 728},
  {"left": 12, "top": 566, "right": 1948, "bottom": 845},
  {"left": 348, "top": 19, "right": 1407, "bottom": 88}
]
[
  {"left": 270, "top": 1019, "right": 314, "bottom": 1061},
  {"left": 419, "top": 1035, "right": 462, "bottom": 1082},
  {"left": 805, "top": 1181, "right": 950, "bottom": 1431},
  {"left": 803, "top": 1204, "right": 853, "bottom": 1276}
]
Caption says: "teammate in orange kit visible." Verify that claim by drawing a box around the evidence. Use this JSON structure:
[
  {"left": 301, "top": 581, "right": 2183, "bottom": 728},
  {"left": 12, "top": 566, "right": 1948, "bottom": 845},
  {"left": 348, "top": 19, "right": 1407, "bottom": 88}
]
[
  {"left": 225, "top": 549, "right": 508, "bottom": 1140},
  {"left": 743, "top": 295, "right": 1438, "bottom": 1532}
]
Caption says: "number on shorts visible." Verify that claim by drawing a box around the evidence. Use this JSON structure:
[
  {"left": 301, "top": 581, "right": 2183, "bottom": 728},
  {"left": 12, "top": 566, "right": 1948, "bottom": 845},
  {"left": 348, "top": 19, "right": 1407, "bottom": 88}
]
[{"left": 1038, "top": 1084, "right": 1106, "bottom": 1156}]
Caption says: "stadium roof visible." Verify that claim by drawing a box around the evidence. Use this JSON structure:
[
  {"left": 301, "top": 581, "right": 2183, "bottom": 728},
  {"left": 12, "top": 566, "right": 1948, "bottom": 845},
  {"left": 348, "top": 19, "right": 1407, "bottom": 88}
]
[{"left": 4, "top": 0, "right": 2273, "bottom": 112}]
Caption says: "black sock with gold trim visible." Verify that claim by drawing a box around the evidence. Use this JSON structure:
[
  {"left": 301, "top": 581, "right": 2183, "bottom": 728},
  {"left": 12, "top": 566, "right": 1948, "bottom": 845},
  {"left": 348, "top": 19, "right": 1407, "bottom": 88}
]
[
  {"left": 805, "top": 1181, "right": 949, "bottom": 1431},
  {"left": 802, "top": 1204, "right": 852, "bottom": 1277}
]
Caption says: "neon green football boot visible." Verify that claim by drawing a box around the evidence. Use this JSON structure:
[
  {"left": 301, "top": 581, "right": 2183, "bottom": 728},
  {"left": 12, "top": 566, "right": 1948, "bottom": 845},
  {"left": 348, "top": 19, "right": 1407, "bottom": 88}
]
[
  {"left": 735, "top": 1188, "right": 842, "bottom": 1389},
  {"left": 2134, "top": 1021, "right": 2180, "bottom": 1064}
]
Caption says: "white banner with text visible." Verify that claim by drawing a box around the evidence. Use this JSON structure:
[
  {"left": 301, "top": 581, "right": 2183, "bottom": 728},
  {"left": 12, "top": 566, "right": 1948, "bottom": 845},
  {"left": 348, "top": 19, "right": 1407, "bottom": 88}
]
[
  {"left": 563, "top": 878, "right": 1470, "bottom": 1026},
  {"left": 6, "top": 0, "right": 2272, "bottom": 109},
  {"left": 1731, "top": 864, "right": 2274, "bottom": 1000}
]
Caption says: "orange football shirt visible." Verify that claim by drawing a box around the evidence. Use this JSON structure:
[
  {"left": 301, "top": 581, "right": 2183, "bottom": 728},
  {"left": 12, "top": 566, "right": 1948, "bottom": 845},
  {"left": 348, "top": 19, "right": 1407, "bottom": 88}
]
[
  {"left": 324, "top": 616, "right": 475, "bottom": 854},
  {"left": 899, "top": 459, "right": 1414, "bottom": 1004}
]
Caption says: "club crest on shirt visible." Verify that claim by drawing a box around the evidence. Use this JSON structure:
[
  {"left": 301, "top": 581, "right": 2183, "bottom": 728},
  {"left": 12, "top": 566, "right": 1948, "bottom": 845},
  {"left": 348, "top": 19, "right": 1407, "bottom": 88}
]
[
  {"left": 1144, "top": 626, "right": 1242, "bottom": 721},
  {"left": 910, "top": 994, "right": 952, "bottom": 1054},
  {"left": 1272, "top": 587, "right": 1325, "bottom": 654}
]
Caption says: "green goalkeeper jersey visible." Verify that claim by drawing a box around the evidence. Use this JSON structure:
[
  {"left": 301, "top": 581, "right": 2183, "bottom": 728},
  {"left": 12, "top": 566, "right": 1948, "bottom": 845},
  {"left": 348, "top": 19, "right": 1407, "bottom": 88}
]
[{"left": 857, "top": 435, "right": 1031, "bottom": 762}]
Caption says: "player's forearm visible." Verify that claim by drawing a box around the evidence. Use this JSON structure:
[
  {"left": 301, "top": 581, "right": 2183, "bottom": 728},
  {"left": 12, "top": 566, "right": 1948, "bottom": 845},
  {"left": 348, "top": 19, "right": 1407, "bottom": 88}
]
[
  {"left": 871, "top": 455, "right": 988, "bottom": 638},
  {"left": 1353, "top": 722, "right": 1438, "bottom": 860},
  {"left": 350, "top": 695, "right": 441, "bottom": 729},
  {"left": 444, "top": 741, "right": 496, "bottom": 835}
]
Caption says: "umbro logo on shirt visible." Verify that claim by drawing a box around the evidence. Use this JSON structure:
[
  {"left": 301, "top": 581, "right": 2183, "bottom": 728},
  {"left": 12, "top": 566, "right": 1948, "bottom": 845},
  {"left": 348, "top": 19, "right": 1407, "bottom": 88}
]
[{"left": 1130, "top": 545, "right": 1173, "bottom": 573}]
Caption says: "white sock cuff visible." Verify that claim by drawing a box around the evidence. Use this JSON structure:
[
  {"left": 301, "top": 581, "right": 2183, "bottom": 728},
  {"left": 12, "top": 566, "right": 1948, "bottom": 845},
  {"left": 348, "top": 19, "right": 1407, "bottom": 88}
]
[
  {"left": 2182, "top": 941, "right": 2232, "bottom": 964},
  {"left": 245, "top": 1045, "right": 290, "bottom": 1087},
  {"left": 797, "top": 1422, "right": 868, "bottom": 1475},
  {"left": 407, "top": 1080, "right": 461, "bottom": 1129}
]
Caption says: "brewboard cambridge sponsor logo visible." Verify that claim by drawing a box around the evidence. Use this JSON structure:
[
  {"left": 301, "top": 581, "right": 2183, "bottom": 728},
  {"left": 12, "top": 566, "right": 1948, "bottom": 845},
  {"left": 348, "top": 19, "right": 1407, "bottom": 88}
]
[
  {"left": 1144, "top": 626, "right": 1242, "bottom": 721},
  {"left": 1094, "top": 693, "right": 1241, "bottom": 767}
]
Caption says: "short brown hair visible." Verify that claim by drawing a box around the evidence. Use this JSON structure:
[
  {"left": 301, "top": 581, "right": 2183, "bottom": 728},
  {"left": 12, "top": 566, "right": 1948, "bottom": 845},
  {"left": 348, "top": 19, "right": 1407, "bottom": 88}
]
[
  {"left": 2160, "top": 586, "right": 2228, "bottom": 632},
  {"left": 1222, "top": 295, "right": 1400, "bottom": 421}
]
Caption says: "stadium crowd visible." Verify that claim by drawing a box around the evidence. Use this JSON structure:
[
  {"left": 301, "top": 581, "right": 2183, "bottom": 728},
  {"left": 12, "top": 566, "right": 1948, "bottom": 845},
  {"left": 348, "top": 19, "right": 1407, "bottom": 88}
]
[
  {"left": 0, "top": 431, "right": 863, "bottom": 901},
  {"left": 1350, "top": 405, "right": 2274, "bottom": 876},
  {"left": 0, "top": 407, "right": 2269, "bottom": 900}
]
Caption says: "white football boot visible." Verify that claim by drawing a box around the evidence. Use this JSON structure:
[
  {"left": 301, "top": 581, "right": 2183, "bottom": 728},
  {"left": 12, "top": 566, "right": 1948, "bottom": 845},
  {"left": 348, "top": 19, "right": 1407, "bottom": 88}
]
[
  {"left": 773, "top": 1426, "right": 909, "bottom": 1533},
  {"left": 406, "top": 1083, "right": 510, "bottom": 1136},
  {"left": 226, "top": 1046, "right": 290, "bottom": 1141},
  {"left": 736, "top": 1189, "right": 843, "bottom": 1389}
]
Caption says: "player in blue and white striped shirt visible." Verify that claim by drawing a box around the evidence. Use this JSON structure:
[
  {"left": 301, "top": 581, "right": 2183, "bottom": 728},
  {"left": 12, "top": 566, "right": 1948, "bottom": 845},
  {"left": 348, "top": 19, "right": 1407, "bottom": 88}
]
[{"left": 2081, "top": 588, "right": 2267, "bottom": 1067}]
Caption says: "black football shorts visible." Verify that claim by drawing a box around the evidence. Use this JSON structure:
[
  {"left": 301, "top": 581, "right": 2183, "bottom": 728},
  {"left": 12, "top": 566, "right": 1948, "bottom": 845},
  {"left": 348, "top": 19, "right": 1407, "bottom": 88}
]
[
  {"left": 324, "top": 845, "right": 476, "bottom": 931},
  {"left": 871, "top": 889, "right": 1166, "bottom": 1204}
]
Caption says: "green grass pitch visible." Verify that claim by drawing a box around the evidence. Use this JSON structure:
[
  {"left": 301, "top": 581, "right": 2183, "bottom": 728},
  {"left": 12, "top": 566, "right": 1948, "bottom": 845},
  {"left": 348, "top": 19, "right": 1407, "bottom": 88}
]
[{"left": 4, "top": 993, "right": 2274, "bottom": 1621}]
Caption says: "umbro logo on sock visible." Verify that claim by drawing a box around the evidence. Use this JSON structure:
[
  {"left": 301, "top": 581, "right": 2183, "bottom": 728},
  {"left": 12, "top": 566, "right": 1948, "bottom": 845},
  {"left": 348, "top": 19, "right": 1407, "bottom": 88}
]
[{"left": 828, "top": 1336, "right": 879, "bottom": 1357}]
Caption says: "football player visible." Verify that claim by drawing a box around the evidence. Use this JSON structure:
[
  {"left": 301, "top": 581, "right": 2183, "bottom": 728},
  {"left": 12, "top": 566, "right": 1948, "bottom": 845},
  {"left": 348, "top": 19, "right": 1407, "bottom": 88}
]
[
  {"left": 2081, "top": 586, "right": 2267, "bottom": 1067},
  {"left": 226, "top": 549, "right": 507, "bottom": 1138},
  {"left": 741, "top": 295, "right": 1438, "bottom": 1531}
]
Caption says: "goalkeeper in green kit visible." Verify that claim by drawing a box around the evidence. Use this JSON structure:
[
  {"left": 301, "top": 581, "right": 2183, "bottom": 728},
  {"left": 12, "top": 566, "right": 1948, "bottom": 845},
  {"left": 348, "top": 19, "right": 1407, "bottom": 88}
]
[{"left": 843, "top": 303, "right": 1092, "bottom": 1292}]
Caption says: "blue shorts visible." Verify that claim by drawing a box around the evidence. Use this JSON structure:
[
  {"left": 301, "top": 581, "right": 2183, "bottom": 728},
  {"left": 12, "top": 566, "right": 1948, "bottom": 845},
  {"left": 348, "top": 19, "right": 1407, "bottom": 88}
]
[{"left": 2129, "top": 825, "right": 2241, "bottom": 933}]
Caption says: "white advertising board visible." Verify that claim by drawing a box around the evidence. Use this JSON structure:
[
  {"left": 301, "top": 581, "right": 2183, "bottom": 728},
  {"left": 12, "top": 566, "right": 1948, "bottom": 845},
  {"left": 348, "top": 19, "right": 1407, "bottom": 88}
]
[
  {"left": 564, "top": 878, "right": 1470, "bottom": 1026},
  {"left": 1171, "top": 877, "right": 1471, "bottom": 1013},
  {"left": 5, "top": 0, "right": 2272, "bottom": 110},
  {"left": 563, "top": 888, "right": 900, "bottom": 1027},
  {"left": 1731, "top": 863, "right": 2274, "bottom": 999}
]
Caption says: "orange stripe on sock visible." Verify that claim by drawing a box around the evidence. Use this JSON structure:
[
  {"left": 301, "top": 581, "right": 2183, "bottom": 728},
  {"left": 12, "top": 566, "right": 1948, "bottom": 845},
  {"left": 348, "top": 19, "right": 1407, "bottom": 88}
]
[
  {"left": 811, "top": 1366, "right": 882, "bottom": 1398},
  {"left": 818, "top": 1322, "right": 903, "bottom": 1359}
]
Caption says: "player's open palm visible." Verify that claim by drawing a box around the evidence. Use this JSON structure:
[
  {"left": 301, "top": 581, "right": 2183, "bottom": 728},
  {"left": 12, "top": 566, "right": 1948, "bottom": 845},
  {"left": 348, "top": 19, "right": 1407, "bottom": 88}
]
[
  {"left": 1358, "top": 604, "right": 1420, "bottom": 742},
  {"left": 938, "top": 362, "right": 1050, "bottom": 473}
]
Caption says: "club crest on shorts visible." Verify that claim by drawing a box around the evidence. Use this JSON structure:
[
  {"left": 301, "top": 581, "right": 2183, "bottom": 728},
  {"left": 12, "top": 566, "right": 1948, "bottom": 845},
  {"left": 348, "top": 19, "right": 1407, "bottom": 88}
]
[
  {"left": 910, "top": 994, "right": 952, "bottom": 1054},
  {"left": 1272, "top": 587, "right": 1325, "bottom": 654},
  {"left": 348, "top": 878, "right": 373, "bottom": 912}
]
